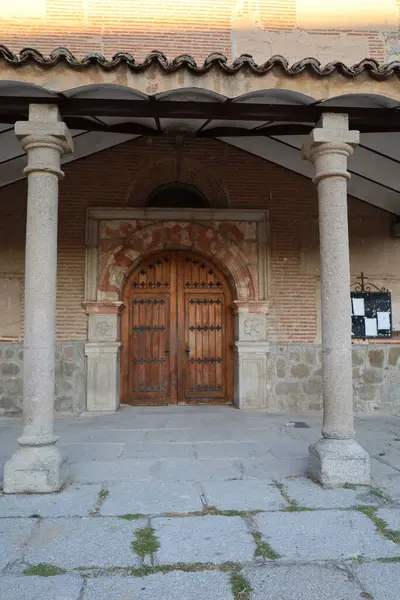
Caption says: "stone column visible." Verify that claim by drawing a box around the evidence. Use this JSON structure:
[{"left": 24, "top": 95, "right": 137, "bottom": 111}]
[
  {"left": 234, "top": 301, "right": 270, "bottom": 409},
  {"left": 3, "top": 105, "right": 73, "bottom": 493},
  {"left": 84, "top": 302, "right": 123, "bottom": 412},
  {"left": 303, "top": 113, "right": 370, "bottom": 487}
]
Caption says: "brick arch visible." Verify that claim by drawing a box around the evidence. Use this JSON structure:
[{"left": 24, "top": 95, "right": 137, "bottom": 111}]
[
  {"left": 126, "top": 156, "right": 230, "bottom": 207},
  {"left": 98, "top": 221, "right": 256, "bottom": 301}
]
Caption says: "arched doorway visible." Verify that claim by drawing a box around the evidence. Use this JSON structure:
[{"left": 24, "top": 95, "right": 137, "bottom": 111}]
[{"left": 121, "top": 250, "right": 233, "bottom": 405}]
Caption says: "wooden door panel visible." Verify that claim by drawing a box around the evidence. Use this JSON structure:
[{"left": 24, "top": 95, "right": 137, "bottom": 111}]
[
  {"left": 184, "top": 294, "right": 226, "bottom": 400},
  {"left": 129, "top": 293, "right": 170, "bottom": 402}
]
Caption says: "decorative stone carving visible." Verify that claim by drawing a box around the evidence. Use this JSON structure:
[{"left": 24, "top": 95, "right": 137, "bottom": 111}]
[
  {"left": 244, "top": 317, "right": 261, "bottom": 337},
  {"left": 88, "top": 314, "right": 118, "bottom": 342},
  {"left": 235, "top": 303, "right": 268, "bottom": 343},
  {"left": 96, "top": 321, "right": 110, "bottom": 336}
]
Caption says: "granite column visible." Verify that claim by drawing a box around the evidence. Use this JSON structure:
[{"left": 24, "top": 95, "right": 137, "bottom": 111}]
[
  {"left": 4, "top": 104, "right": 73, "bottom": 493},
  {"left": 303, "top": 113, "right": 370, "bottom": 487}
]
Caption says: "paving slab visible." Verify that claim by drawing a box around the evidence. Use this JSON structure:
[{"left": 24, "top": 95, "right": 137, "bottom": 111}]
[
  {"left": 269, "top": 439, "right": 309, "bottom": 458},
  {"left": 184, "top": 428, "right": 276, "bottom": 443},
  {"left": 0, "top": 575, "right": 83, "bottom": 600},
  {"left": 153, "top": 515, "right": 254, "bottom": 564},
  {"left": 284, "top": 477, "right": 380, "bottom": 509},
  {"left": 59, "top": 443, "right": 123, "bottom": 463},
  {"left": 144, "top": 429, "right": 194, "bottom": 443},
  {"left": 201, "top": 480, "right": 285, "bottom": 511},
  {"left": 24, "top": 517, "right": 144, "bottom": 568},
  {"left": 158, "top": 458, "right": 242, "bottom": 481},
  {"left": 195, "top": 441, "right": 273, "bottom": 459},
  {"left": 373, "top": 475, "right": 400, "bottom": 503},
  {"left": 0, "top": 519, "right": 37, "bottom": 569},
  {"left": 241, "top": 457, "right": 308, "bottom": 479},
  {"left": 370, "top": 458, "right": 400, "bottom": 476},
  {"left": 254, "top": 510, "right": 400, "bottom": 560},
  {"left": 120, "top": 443, "right": 196, "bottom": 459},
  {"left": 0, "top": 485, "right": 101, "bottom": 517},
  {"left": 100, "top": 481, "right": 203, "bottom": 514},
  {"left": 65, "top": 429, "right": 148, "bottom": 444},
  {"left": 372, "top": 449, "right": 400, "bottom": 472},
  {"left": 70, "top": 459, "right": 158, "bottom": 484},
  {"left": 376, "top": 508, "right": 400, "bottom": 530},
  {"left": 83, "top": 571, "right": 233, "bottom": 600},
  {"left": 244, "top": 564, "right": 363, "bottom": 600},
  {"left": 353, "top": 563, "right": 400, "bottom": 600}
]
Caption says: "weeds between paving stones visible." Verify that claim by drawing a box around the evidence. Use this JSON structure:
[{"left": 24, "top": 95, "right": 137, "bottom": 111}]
[
  {"left": 350, "top": 554, "right": 367, "bottom": 564},
  {"left": 131, "top": 561, "right": 252, "bottom": 599},
  {"left": 119, "top": 513, "right": 144, "bottom": 520},
  {"left": 202, "top": 506, "right": 263, "bottom": 517},
  {"left": 251, "top": 531, "right": 281, "bottom": 560},
  {"left": 360, "top": 593, "right": 374, "bottom": 599},
  {"left": 369, "top": 486, "right": 390, "bottom": 501},
  {"left": 343, "top": 483, "right": 357, "bottom": 490},
  {"left": 355, "top": 506, "right": 400, "bottom": 544},
  {"left": 132, "top": 527, "right": 160, "bottom": 559},
  {"left": 274, "top": 482, "right": 313, "bottom": 512},
  {"left": 163, "top": 507, "right": 263, "bottom": 518},
  {"left": 230, "top": 571, "right": 252, "bottom": 600},
  {"left": 377, "top": 557, "right": 400, "bottom": 563},
  {"left": 24, "top": 564, "right": 67, "bottom": 577},
  {"left": 89, "top": 488, "right": 109, "bottom": 515},
  {"left": 131, "top": 563, "right": 221, "bottom": 576}
]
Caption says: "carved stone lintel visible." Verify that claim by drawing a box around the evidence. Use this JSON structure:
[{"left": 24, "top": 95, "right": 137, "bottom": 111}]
[
  {"left": 83, "top": 301, "right": 124, "bottom": 315},
  {"left": 233, "top": 300, "right": 269, "bottom": 314}
]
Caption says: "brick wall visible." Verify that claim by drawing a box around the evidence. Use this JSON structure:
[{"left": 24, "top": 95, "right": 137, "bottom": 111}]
[
  {"left": 0, "top": 136, "right": 398, "bottom": 344},
  {"left": 0, "top": 0, "right": 397, "bottom": 63}
]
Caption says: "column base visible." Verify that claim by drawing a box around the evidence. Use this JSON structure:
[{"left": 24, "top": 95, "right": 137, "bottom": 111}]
[
  {"left": 308, "top": 438, "right": 370, "bottom": 488},
  {"left": 3, "top": 444, "right": 68, "bottom": 494}
]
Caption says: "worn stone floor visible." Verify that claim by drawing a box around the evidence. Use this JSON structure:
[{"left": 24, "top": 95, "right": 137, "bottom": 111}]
[{"left": 0, "top": 406, "right": 400, "bottom": 599}]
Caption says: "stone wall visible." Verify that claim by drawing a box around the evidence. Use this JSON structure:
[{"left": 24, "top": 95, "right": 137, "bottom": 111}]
[
  {"left": 2, "top": 339, "right": 400, "bottom": 415},
  {"left": 267, "top": 343, "right": 400, "bottom": 414},
  {"left": 0, "top": 342, "right": 86, "bottom": 416}
]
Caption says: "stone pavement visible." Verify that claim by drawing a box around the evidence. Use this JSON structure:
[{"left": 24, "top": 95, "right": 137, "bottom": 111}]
[{"left": 0, "top": 406, "right": 400, "bottom": 599}]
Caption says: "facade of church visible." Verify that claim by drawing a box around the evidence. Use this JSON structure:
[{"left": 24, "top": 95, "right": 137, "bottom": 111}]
[{"left": 1, "top": 0, "right": 400, "bottom": 490}]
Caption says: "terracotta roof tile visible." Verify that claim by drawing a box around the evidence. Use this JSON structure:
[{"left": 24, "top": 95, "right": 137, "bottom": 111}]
[{"left": 0, "top": 46, "right": 399, "bottom": 80}]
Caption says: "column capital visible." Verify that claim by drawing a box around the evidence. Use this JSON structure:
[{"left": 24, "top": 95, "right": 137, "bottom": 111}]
[
  {"left": 15, "top": 104, "right": 74, "bottom": 179},
  {"left": 302, "top": 113, "right": 359, "bottom": 184}
]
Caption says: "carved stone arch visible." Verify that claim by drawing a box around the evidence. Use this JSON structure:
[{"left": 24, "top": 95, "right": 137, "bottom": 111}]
[
  {"left": 98, "top": 221, "right": 256, "bottom": 301},
  {"left": 125, "top": 156, "right": 230, "bottom": 207}
]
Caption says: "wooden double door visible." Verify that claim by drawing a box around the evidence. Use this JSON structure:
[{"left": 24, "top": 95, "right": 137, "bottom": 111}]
[{"left": 121, "top": 251, "right": 233, "bottom": 405}]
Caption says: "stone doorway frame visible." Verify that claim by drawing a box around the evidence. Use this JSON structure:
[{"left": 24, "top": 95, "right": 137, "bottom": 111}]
[{"left": 83, "top": 208, "right": 270, "bottom": 411}]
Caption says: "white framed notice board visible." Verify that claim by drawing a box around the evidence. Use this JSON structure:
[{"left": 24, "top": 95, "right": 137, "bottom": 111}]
[{"left": 351, "top": 292, "right": 392, "bottom": 339}]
